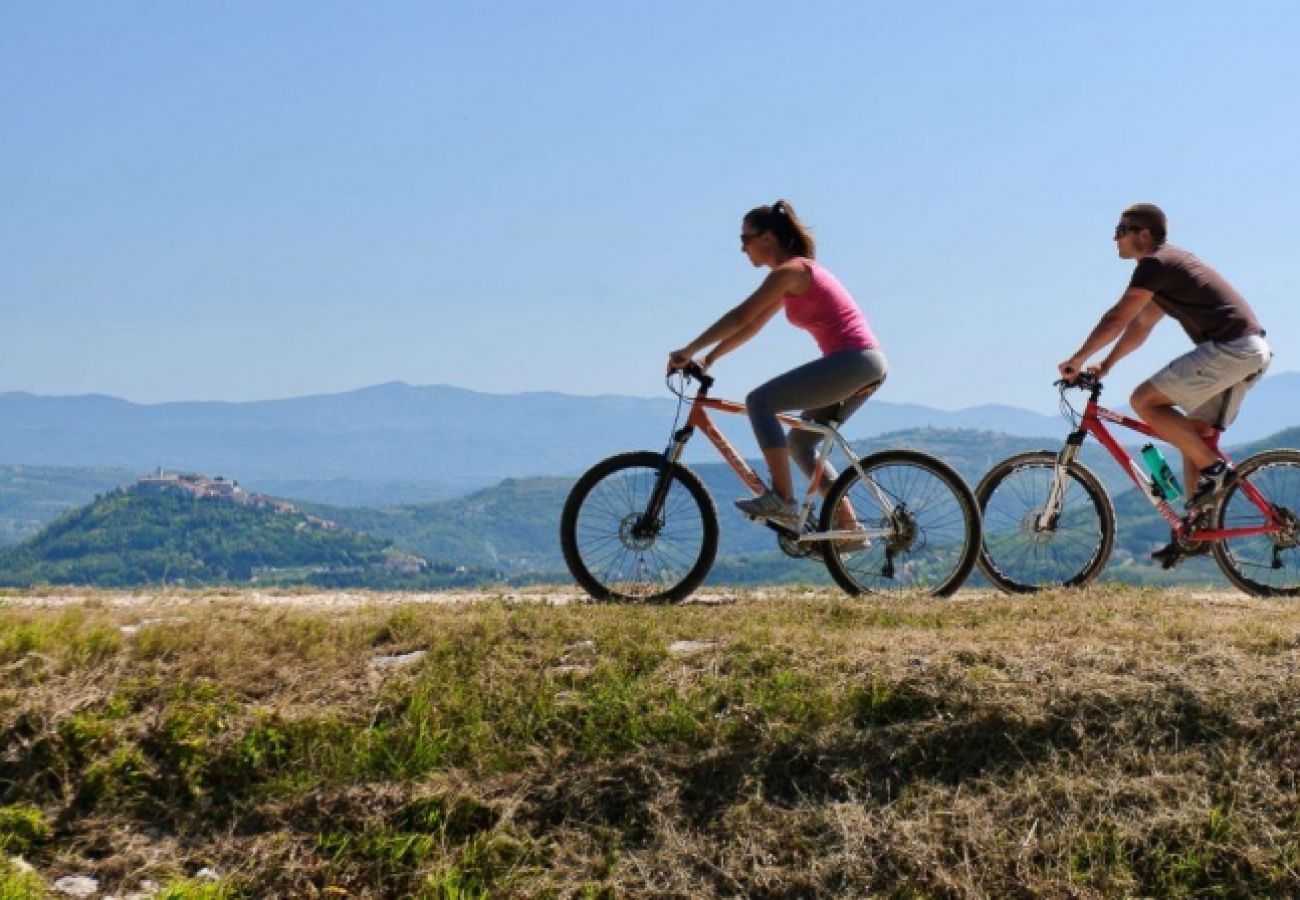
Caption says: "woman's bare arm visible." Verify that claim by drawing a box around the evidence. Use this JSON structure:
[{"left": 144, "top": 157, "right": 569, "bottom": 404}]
[{"left": 669, "top": 264, "right": 805, "bottom": 367}]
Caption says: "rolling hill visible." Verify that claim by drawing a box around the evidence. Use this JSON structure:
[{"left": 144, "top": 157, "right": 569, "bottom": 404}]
[{"left": 0, "top": 480, "right": 472, "bottom": 589}]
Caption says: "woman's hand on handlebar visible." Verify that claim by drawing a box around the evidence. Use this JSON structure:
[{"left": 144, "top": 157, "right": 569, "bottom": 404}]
[{"left": 668, "top": 349, "right": 715, "bottom": 375}]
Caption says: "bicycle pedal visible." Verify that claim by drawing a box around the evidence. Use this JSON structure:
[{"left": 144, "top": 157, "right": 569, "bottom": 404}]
[
  {"left": 1152, "top": 536, "right": 1211, "bottom": 570},
  {"left": 1151, "top": 543, "right": 1184, "bottom": 570}
]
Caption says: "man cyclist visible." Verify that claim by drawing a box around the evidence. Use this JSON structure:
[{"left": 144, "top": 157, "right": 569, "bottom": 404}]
[{"left": 1058, "top": 203, "right": 1272, "bottom": 566}]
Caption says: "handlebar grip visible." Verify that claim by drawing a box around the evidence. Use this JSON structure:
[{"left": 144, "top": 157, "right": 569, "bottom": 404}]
[
  {"left": 1056, "top": 372, "right": 1099, "bottom": 390},
  {"left": 668, "top": 359, "right": 714, "bottom": 390}
]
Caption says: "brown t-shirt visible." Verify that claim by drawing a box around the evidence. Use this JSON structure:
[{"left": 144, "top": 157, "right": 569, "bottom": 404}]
[{"left": 1128, "top": 244, "right": 1264, "bottom": 344}]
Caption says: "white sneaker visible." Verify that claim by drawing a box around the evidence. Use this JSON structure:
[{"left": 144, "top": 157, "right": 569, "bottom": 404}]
[{"left": 735, "top": 490, "right": 798, "bottom": 524}]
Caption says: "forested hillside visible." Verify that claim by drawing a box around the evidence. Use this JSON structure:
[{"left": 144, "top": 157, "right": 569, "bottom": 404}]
[{"left": 0, "top": 488, "right": 473, "bottom": 588}]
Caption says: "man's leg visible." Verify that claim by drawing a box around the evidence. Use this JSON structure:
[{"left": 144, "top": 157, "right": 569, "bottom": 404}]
[
  {"left": 1130, "top": 382, "right": 1217, "bottom": 474},
  {"left": 1135, "top": 389, "right": 1218, "bottom": 567},
  {"left": 1179, "top": 418, "right": 1219, "bottom": 494}
]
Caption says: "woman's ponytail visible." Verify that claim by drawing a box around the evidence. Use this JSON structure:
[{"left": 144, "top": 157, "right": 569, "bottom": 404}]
[{"left": 746, "top": 199, "right": 816, "bottom": 258}]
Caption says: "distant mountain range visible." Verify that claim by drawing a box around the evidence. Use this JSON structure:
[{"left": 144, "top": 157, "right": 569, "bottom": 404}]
[{"left": 3, "top": 372, "right": 1298, "bottom": 507}]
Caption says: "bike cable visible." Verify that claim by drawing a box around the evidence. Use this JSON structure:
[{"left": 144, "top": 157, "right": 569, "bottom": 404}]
[
  {"left": 665, "top": 369, "right": 690, "bottom": 445},
  {"left": 1059, "top": 383, "right": 1081, "bottom": 428}
]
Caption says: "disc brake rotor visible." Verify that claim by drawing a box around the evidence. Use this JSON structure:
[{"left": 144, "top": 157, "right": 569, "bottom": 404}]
[
  {"left": 619, "top": 513, "right": 657, "bottom": 551},
  {"left": 1020, "top": 509, "right": 1058, "bottom": 546}
]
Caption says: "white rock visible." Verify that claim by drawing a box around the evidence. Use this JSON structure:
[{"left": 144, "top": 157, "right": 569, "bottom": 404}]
[
  {"left": 370, "top": 650, "right": 428, "bottom": 669},
  {"left": 668, "top": 640, "right": 717, "bottom": 654},
  {"left": 195, "top": 867, "right": 220, "bottom": 881},
  {"left": 53, "top": 875, "right": 100, "bottom": 897}
]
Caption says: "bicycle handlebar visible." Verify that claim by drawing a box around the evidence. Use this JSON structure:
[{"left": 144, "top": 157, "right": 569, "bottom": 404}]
[
  {"left": 1056, "top": 371, "right": 1101, "bottom": 392},
  {"left": 667, "top": 360, "right": 715, "bottom": 391}
]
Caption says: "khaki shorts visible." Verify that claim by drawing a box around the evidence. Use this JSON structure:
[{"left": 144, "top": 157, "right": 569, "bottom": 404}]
[{"left": 1147, "top": 334, "right": 1271, "bottom": 427}]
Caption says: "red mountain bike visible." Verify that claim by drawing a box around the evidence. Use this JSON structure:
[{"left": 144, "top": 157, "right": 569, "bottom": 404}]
[
  {"left": 976, "top": 373, "right": 1300, "bottom": 596},
  {"left": 560, "top": 362, "right": 981, "bottom": 603}
]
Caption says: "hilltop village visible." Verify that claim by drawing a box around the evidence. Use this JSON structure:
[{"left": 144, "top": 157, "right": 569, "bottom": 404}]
[{"left": 133, "top": 468, "right": 339, "bottom": 530}]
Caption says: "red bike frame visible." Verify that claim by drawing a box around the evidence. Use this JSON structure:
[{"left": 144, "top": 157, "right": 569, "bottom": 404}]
[{"left": 1074, "top": 388, "right": 1283, "bottom": 541}]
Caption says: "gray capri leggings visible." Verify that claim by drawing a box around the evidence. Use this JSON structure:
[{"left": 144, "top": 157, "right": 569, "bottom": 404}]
[{"left": 746, "top": 347, "right": 889, "bottom": 478}]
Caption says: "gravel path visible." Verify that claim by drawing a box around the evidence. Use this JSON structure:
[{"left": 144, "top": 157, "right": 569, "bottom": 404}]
[{"left": 0, "top": 585, "right": 1258, "bottom": 609}]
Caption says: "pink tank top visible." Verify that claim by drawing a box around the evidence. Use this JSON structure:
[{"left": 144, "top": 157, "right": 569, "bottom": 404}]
[{"left": 782, "top": 259, "right": 878, "bottom": 355}]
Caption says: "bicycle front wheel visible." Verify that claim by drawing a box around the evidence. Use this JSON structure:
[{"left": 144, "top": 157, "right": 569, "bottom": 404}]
[
  {"left": 975, "top": 451, "right": 1114, "bottom": 593},
  {"left": 820, "top": 450, "right": 980, "bottom": 597},
  {"left": 560, "top": 451, "right": 719, "bottom": 603},
  {"left": 1211, "top": 449, "right": 1300, "bottom": 597}
]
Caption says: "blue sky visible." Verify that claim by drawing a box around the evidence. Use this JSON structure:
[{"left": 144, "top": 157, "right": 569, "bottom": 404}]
[{"left": 2, "top": 1, "right": 1298, "bottom": 413}]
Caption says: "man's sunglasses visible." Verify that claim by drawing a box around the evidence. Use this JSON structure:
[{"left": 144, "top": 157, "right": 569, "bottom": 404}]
[{"left": 1114, "top": 222, "right": 1147, "bottom": 238}]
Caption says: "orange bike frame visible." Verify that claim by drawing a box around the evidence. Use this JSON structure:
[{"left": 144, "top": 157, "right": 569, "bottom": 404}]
[{"left": 686, "top": 396, "right": 835, "bottom": 498}]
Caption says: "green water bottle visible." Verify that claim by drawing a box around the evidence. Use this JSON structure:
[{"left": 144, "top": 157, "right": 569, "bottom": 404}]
[{"left": 1140, "top": 443, "right": 1183, "bottom": 501}]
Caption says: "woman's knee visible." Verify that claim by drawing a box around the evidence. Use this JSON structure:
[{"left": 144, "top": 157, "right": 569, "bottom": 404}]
[
  {"left": 746, "top": 390, "right": 787, "bottom": 449},
  {"left": 788, "top": 431, "right": 821, "bottom": 475},
  {"left": 746, "top": 386, "right": 773, "bottom": 418}
]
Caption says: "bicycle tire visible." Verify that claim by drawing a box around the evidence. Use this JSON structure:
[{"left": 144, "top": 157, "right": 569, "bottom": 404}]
[
  {"left": 1211, "top": 449, "right": 1300, "bottom": 597},
  {"left": 820, "top": 449, "right": 980, "bottom": 597},
  {"left": 975, "top": 451, "right": 1115, "bottom": 593},
  {"left": 560, "top": 451, "right": 719, "bottom": 603}
]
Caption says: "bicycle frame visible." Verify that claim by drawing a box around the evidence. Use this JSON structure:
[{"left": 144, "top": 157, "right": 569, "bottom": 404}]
[
  {"left": 1044, "top": 380, "right": 1284, "bottom": 542},
  {"left": 657, "top": 373, "right": 892, "bottom": 543}
]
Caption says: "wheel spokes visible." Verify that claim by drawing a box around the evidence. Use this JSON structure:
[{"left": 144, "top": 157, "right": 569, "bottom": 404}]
[
  {"left": 980, "top": 463, "right": 1107, "bottom": 589},
  {"left": 831, "top": 462, "right": 972, "bottom": 593},
  {"left": 572, "top": 464, "right": 708, "bottom": 599}
]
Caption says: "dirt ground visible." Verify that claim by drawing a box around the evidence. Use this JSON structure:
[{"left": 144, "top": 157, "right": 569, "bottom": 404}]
[{"left": 0, "top": 584, "right": 1259, "bottom": 609}]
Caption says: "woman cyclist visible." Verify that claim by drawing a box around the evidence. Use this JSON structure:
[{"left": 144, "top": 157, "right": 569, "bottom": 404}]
[{"left": 667, "top": 200, "right": 887, "bottom": 532}]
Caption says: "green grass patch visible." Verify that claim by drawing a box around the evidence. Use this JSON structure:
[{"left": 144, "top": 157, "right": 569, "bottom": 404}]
[
  {"left": 3, "top": 587, "right": 1300, "bottom": 895},
  {"left": 0, "top": 805, "right": 50, "bottom": 856}
]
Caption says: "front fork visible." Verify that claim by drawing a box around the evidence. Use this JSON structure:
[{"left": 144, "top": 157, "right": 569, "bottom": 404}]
[
  {"left": 1036, "top": 429, "right": 1086, "bottom": 531},
  {"left": 634, "top": 425, "right": 695, "bottom": 537}
]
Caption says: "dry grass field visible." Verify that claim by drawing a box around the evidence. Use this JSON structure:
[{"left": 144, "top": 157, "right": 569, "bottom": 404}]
[{"left": 3, "top": 585, "right": 1300, "bottom": 898}]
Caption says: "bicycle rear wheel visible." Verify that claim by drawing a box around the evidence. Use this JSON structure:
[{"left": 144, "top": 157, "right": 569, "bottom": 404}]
[
  {"left": 560, "top": 451, "right": 718, "bottom": 603},
  {"left": 1211, "top": 449, "right": 1300, "bottom": 597},
  {"left": 975, "top": 451, "right": 1115, "bottom": 593},
  {"left": 820, "top": 449, "right": 980, "bottom": 597}
]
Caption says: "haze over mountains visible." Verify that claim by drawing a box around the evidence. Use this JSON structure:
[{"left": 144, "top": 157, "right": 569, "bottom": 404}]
[{"left": 4, "top": 372, "right": 1298, "bottom": 507}]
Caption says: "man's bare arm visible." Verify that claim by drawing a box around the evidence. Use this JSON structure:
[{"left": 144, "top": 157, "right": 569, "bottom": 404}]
[
  {"left": 1091, "top": 301, "right": 1164, "bottom": 378},
  {"left": 1059, "top": 287, "right": 1155, "bottom": 378}
]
